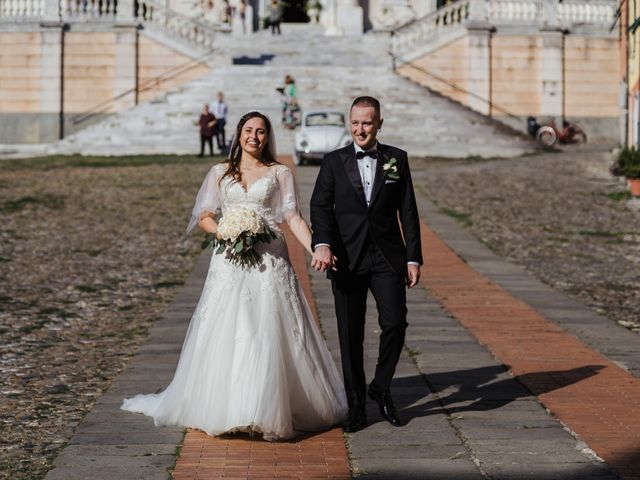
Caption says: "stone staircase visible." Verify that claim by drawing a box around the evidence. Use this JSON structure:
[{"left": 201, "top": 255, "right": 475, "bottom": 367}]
[{"left": 48, "top": 24, "right": 534, "bottom": 158}]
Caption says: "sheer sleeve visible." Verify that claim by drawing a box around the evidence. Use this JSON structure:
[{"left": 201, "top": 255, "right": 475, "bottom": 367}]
[
  {"left": 186, "top": 165, "right": 222, "bottom": 233},
  {"left": 274, "top": 165, "right": 301, "bottom": 224}
]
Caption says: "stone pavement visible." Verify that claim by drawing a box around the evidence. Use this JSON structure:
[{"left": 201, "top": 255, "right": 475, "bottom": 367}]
[{"left": 44, "top": 157, "right": 640, "bottom": 479}]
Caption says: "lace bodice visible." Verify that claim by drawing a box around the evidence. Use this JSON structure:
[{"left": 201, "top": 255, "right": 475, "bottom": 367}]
[{"left": 187, "top": 163, "right": 299, "bottom": 233}]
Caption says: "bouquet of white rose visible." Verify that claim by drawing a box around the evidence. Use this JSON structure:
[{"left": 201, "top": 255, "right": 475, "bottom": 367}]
[{"left": 201, "top": 208, "right": 277, "bottom": 268}]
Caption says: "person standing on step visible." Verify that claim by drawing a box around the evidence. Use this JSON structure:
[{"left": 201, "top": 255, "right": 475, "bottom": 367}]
[
  {"left": 212, "top": 92, "right": 228, "bottom": 152},
  {"left": 195, "top": 103, "right": 217, "bottom": 157},
  {"left": 310, "top": 96, "right": 423, "bottom": 433},
  {"left": 269, "top": 0, "right": 282, "bottom": 35}
]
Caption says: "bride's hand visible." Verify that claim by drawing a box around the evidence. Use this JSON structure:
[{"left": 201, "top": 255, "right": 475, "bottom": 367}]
[{"left": 311, "top": 246, "right": 337, "bottom": 272}]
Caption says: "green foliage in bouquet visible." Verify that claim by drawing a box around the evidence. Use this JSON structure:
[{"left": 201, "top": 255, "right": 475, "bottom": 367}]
[{"left": 202, "top": 228, "right": 278, "bottom": 269}]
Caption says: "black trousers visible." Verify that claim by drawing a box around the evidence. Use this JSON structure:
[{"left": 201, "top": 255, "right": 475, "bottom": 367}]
[
  {"left": 216, "top": 119, "right": 226, "bottom": 150},
  {"left": 331, "top": 240, "right": 408, "bottom": 410},
  {"left": 200, "top": 135, "right": 214, "bottom": 156}
]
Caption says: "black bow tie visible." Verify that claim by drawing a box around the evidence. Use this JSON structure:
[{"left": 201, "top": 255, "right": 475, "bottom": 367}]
[{"left": 356, "top": 150, "right": 378, "bottom": 159}]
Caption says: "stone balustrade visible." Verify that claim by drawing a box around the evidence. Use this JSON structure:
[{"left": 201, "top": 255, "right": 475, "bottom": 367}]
[
  {"left": 0, "top": 0, "right": 45, "bottom": 18},
  {"left": 60, "top": 0, "right": 117, "bottom": 18},
  {"left": 391, "top": 0, "right": 472, "bottom": 57},
  {"left": 0, "top": 0, "right": 224, "bottom": 49},
  {"left": 135, "top": 0, "right": 217, "bottom": 48},
  {"left": 392, "top": 0, "right": 617, "bottom": 57}
]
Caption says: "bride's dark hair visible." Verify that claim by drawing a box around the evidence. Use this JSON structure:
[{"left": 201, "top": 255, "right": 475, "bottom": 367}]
[{"left": 221, "top": 111, "right": 279, "bottom": 185}]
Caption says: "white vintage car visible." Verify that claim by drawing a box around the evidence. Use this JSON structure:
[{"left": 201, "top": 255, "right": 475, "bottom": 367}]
[{"left": 294, "top": 111, "right": 352, "bottom": 165}]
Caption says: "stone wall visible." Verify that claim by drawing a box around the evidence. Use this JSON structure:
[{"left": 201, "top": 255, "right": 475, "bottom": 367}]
[
  {"left": 138, "top": 36, "right": 210, "bottom": 103},
  {"left": 490, "top": 35, "right": 541, "bottom": 117},
  {"left": 0, "top": 28, "right": 211, "bottom": 144},
  {"left": 396, "top": 36, "right": 469, "bottom": 105},
  {"left": 396, "top": 30, "right": 621, "bottom": 142}
]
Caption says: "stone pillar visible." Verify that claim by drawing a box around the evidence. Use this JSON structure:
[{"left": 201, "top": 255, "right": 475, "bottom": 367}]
[
  {"left": 324, "top": 0, "right": 344, "bottom": 35},
  {"left": 467, "top": 26, "right": 492, "bottom": 115},
  {"left": 539, "top": 29, "right": 564, "bottom": 121},
  {"left": 39, "top": 26, "right": 63, "bottom": 141},
  {"left": 369, "top": 0, "right": 415, "bottom": 30},
  {"left": 338, "top": 0, "right": 363, "bottom": 35},
  {"left": 113, "top": 27, "right": 137, "bottom": 111},
  {"left": 42, "top": 0, "right": 60, "bottom": 22},
  {"left": 117, "top": 0, "right": 135, "bottom": 22}
]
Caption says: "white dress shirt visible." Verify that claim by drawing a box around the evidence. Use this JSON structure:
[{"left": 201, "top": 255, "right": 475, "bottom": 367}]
[
  {"left": 354, "top": 143, "right": 377, "bottom": 206},
  {"left": 211, "top": 101, "right": 228, "bottom": 120}
]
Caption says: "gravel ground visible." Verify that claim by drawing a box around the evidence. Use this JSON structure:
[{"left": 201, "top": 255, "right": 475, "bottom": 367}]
[
  {"left": 411, "top": 145, "right": 640, "bottom": 333},
  {"left": 0, "top": 155, "right": 219, "bottom": 479}
]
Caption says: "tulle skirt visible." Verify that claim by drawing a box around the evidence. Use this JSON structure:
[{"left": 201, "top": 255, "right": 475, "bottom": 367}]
[{"left": 121, "top": 240, "right": 347, "bottom": 440}]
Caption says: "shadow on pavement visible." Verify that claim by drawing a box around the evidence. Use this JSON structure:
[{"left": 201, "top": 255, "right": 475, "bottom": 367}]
[
  {"left": 232, "top": 54, "right": 276, "bottom": 65},
  {"left": 391, "top": 364, "right": 605, "bottom": 419}
]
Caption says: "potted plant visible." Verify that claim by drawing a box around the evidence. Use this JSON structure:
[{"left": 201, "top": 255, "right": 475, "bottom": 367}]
[{"left": 611, "top": 146, "right": 640, "bottom": 197}]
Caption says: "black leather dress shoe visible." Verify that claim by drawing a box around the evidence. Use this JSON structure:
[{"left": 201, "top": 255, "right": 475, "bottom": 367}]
[
  {"left": 343, "top": 408, "right": 367, "bottom": 433},
  {"left": 368, "top": 390, "right": 404, "bottom": 427}
]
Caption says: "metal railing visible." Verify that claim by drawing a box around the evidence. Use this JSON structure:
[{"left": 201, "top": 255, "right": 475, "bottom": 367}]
[{"left": 70, "top": 48, "right": 217, "bottom": 125}]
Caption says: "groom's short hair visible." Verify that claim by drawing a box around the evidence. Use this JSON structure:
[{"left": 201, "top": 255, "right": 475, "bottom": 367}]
[{"left": 351, "top": 96, "right": 381, "bottom": 118}]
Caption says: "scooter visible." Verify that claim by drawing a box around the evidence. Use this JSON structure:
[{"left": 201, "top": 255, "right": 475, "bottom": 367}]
[{"left": 527, "top": 116, "right": 587, "bottom": 146}]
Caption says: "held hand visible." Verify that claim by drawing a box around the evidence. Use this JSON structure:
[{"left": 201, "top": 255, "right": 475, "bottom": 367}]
[
  {"left": 311, "top": 246, "right": 337, "bottom": 272},
  {"left": 407, "top": 264, "right": 421, "bottom": 288}
]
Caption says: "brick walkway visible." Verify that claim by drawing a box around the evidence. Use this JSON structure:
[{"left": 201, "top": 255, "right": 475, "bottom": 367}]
[
  {"left": 420, "top": 221, "right": 640, "bottom": 480},
  {"left": 171, "top": 159, "right": 351, "bottom": 480}
]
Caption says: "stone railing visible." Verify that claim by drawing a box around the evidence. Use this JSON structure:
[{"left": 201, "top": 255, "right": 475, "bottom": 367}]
[
  {"left": 391, "top": 0, "right": 473, "bottom": 58},
  {"left": 60, "top": 0, "right": 118, "bottom": 19},
  {"left": 558, "top": 0, "right": 616, "bottom": 26},
  {"left": 392, "top": 0, "right": 616, "bottom": 57},
  {"left": 134, "top": 0, "right": 218, "bottom": 49},
  {"left": 0, "top": 0, "right": 226, "bottom": 49},
  {"left": 0, "top": 0, "right": 46, "bottom": 19}
]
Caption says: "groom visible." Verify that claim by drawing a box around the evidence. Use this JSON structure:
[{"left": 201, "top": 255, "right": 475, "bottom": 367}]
[{"left": 310, "top": 96, "right": 422, "bottom": 432}]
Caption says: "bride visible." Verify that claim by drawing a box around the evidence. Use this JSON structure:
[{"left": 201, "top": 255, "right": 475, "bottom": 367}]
[{"left": 121, "top": 111, "right": 347, "bottom": 440}]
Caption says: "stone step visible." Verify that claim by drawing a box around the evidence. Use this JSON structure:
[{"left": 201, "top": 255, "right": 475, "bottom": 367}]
[{"left": 45, "top": 27, "right": 534, "bottom": 158}]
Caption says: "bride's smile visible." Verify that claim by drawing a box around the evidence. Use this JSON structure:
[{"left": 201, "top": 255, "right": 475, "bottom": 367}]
[{"left": 240, "top": 117, "right": 268, "bottom": 156}]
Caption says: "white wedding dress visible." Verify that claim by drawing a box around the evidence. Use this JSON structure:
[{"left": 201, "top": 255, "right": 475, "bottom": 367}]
[{"left": 121, "top": 163, "right": 347, "bottom": 440}]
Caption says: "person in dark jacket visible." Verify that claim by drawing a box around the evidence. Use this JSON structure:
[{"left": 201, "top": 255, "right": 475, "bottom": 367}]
[
  {"left": 310, "top": 96, "right": 423, "bottom": 433},
  {"left": 196, "top": 104, "right": 217, "bottom": 157}
]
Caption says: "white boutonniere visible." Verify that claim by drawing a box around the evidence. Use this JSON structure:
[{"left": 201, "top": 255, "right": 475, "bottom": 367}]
[{"left": 382, "top": 157, "right": 400, "bottom": 180}]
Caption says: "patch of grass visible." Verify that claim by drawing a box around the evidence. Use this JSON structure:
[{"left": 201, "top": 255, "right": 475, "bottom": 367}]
[
  {"left": 405, "top": 346, "right": 420, "bottom": 359},
  {"left": 38, "top": 307, "right": 72, "bottom": 318},
  {"left": 154, "top": 280, "right": 185, "bottom": 289},
  {"left": 75, "top": 285, "right": 98, "bottom": 293},
  {"left": 440, "top": 207, "right": 473, "bottom": 227},
  {"left": 480, "top": 237, "right": 501, "bottom": 254},
  {"left": 606, "top": 191, "right": 632, "bottom": 202},
  {"left": 120, "top": 325, "right": 150, "bottom": 340},
  {"left": 578, "top": 230, "right": 635, "bottom": 240},
  {"left": 0, "top": 194, "right": 66, "bottom": 213},
  {"left": 0, "top": 154, "right": 224, "bottom": 172},
  {"left": 547, "top": 236, "right": 570, "bottom": 244}
]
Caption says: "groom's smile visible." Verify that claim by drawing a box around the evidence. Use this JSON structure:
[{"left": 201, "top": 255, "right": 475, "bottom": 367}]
[{"left": 350, "top": 104, "right": 383, "bottom": 151}]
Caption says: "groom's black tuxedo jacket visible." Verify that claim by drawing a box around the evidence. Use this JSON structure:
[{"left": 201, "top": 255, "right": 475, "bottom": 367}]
[{"left": 310, "top": 142, "right": 423, "bottom": 278}]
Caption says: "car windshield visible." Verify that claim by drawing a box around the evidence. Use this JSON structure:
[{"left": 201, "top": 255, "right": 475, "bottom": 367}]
[{"left": 305, "top": 113, "right": 345, "bottom": 127}]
